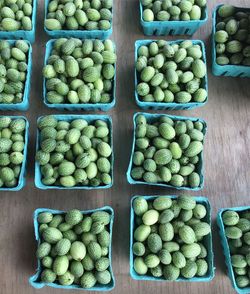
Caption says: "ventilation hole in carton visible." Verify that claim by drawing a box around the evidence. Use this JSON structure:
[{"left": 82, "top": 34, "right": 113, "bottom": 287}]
[
  {"left": 184, "top": 28, "right": 190, "bottom": 34},
  {"left": 238, "top": 72, "right": 245, "bottom": 77},
  {"left": 169, "top": 29, "right": 174, "bottom": 35},
  {"left": 221, "top": 71, "right": 227, "bottom": 76}
]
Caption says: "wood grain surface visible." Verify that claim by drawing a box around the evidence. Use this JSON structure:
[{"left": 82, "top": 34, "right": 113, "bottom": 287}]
[{"left": 0, "top": 0, "right": 250, "bottom": 293}]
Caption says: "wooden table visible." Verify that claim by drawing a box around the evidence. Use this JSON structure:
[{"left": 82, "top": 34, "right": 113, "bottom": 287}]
[{"left": 0, "top": 0, "right": 250, "bottom": 293}]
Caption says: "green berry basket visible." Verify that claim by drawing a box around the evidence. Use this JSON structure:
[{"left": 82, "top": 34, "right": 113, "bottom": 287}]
[
  {"left": 217, "top": 206, "right": 250, "bottom": 293},
  {"left": 130, "top": 195, "right": 215, "bottom": 282},
  {"left": 212, "top": 5, "right": 250, "bottom": 77},
  {"left": 126, "top": 112, "right": 207, "bottom": 191},
  {"left": 0, "top": 0, "right": 37, "bottom": 43},
  {"left": 139, "top": 1, "right": 208, "bottom": 36},
  {"left": 35, "top": 114, "right": 113, "bottom": 190},
  {"left": 29, "top": 206, "right": 115, "bottom": 291},
  {"left": 43, "top": 39, "right": 116, "bottom": 111},
  {"left": 135, "top": 39, "right": 208, "bottom": 110},
  {"left": 44, "top": 0, "right": 112, "bottom": 39},
  {"left": 0, "top": 115, "right": 29, "bottom": 191},
  {"left": 0, "top": 40, "right": 32, "bottom": 111}
]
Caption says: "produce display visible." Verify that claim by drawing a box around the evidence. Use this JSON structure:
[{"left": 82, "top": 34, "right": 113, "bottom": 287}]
[
  {"left": 0, "top": 0, "right": 33, "bottom": 31},
  {"left": 128, "top": 114, "right": 206, "bottom": 189},
  {"left": 0, "top": 116, "right": 27, "bottom": 188},
  {"left": 43, "top": 38, "right": 116, "bottom": 105},
  {"left": 0, "top": 0, "right": 247, "bottom": 292},
  {"left": 45, "top": 0, "right": 113, "bottom": 31},
  {"left": 214, "top": 4, "right": 250, "bottom": 66},
  {"left": 35, "top": 208, "right": 113, "bottom": 288},
  {"left": 35, "top": 115, "right": 113, "bottom": 188},
  {"left": 136, "top": 40, "right": 207, "bottom": 105},
  {"left": 0, "top": 40, "right": 30, "bottom": 105},
  {"left": 141, "top": 0, "right": 207, "bottom": 22},
  {"left": 221, "top": 209, "right": 250, "bottom": 289},
  {"left": 131, "top": 195, "right": 212, "bottom": 280}
]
